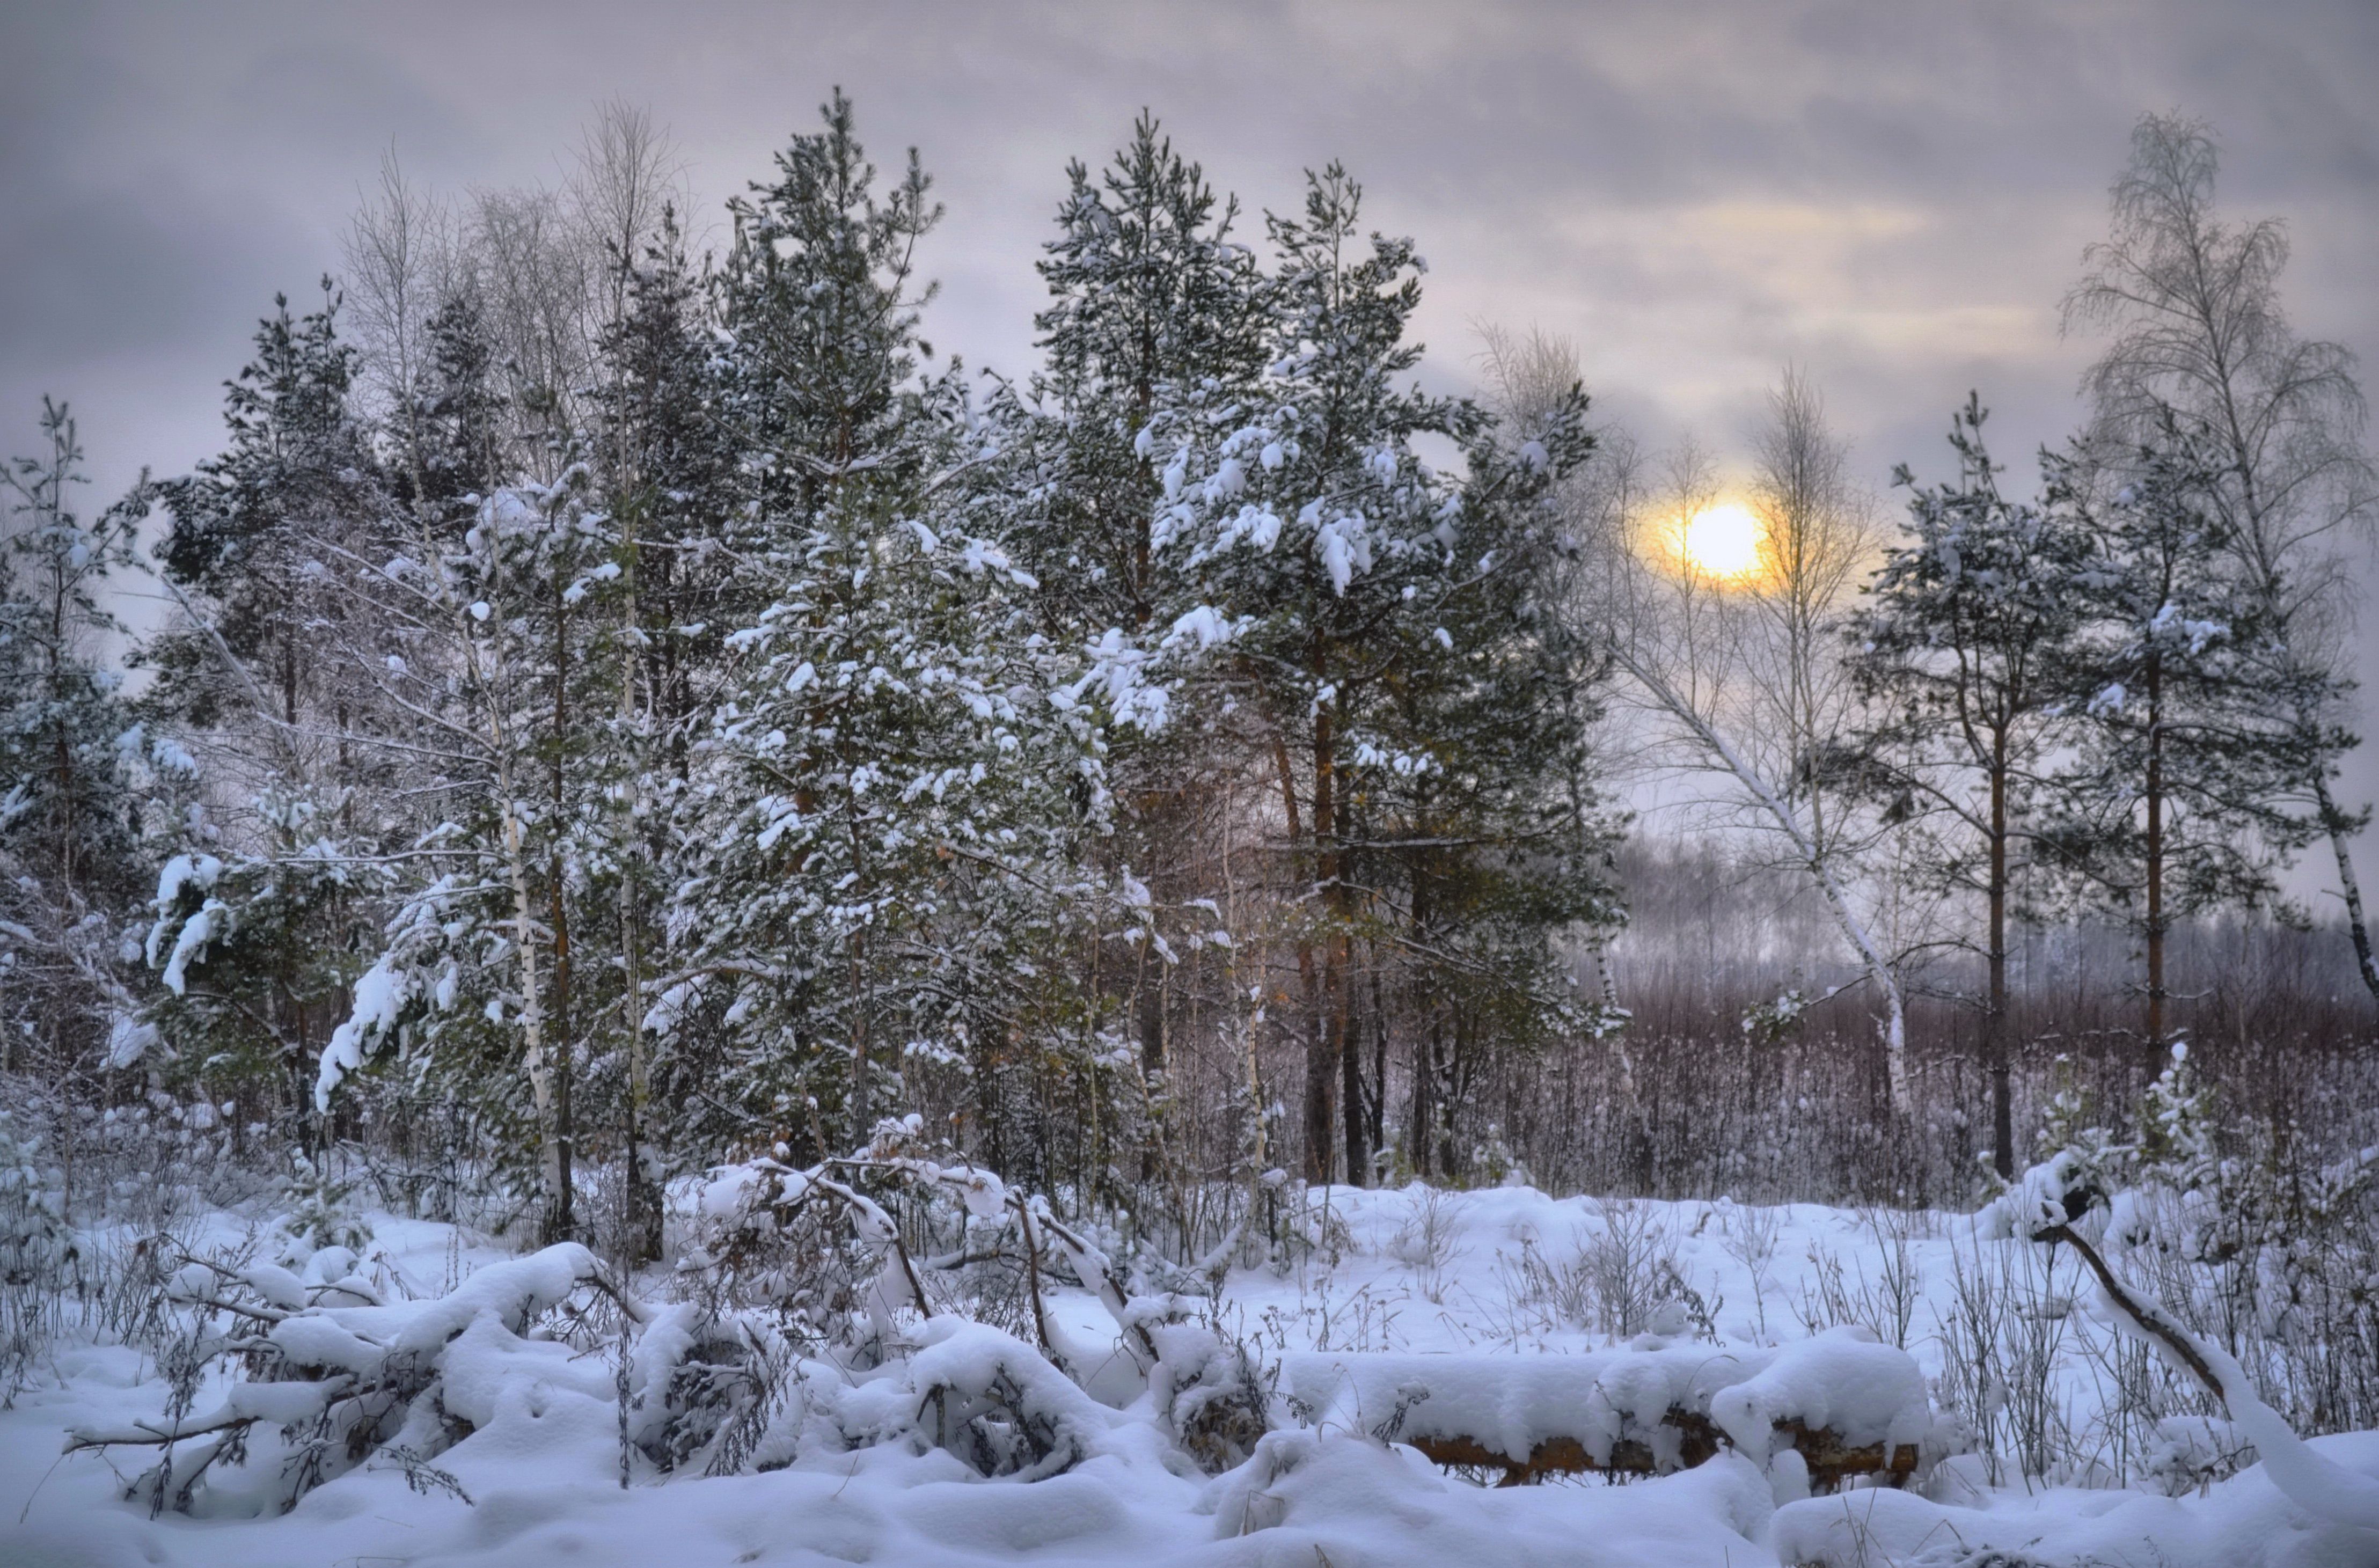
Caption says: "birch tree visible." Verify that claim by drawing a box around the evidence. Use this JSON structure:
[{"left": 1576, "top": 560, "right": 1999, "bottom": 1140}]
[{"left": 1597, "top": 377, "right": 1914, "bottom": 1115}]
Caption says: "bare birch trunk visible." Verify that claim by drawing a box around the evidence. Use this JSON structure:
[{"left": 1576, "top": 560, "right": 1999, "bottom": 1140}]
[{"left": 1613, "top": 641, "right": 1914, "bottom": 1115}]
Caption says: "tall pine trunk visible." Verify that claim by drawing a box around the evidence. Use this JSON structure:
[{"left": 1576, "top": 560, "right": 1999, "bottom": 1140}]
[
  {"left": 542, "top": 584, "right": 575, "bottom": 1244},
  {"left": 617, "top": 538, "right": 661, "bottom": 1264},
  {"left": 2144, "top": 650, "right": 2167, "bottom": 1057},
  {"left": 545, "top": 865, "right": 575, "bottom": 1243},
  {"left": 1987, "top": 730, "right": 2012, "bottom": 1179},
  {"left": 1277, "top": 726, "right": 1336, "bottom": 1186},
  {"left": 1338, "top": 937, "right": 1367, "bottom": 1186}
]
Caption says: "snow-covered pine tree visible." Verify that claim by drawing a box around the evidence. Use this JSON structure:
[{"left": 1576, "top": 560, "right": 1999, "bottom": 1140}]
[
  {"left": 1390, "top": 337, "right": 1624, "bottom": 1185},
  {"left": 994, "top": 115, "right": 1271, "bottom": 1179},
  {"left": 0, "top": 402, "right": 175, "bottom": 1101},
  {"left": 1018, "top": 112, "right": 1267, "bottom": 637},
  {"left": 659, "top": 93, "right": 1108, "bottom": 1169},
  {"left": 1132, "top": 164, "right": 1619, "bottom": 1183},
  {"left": 591, "top": 207, "right": 742, "bottom": 767},
  {"left": 149, "top": 284, "right": 393, "bottom": 746},
  {"left": 313, "top": 468, "right": 621, "bottom": 1244},
  {"left": 143, "top": 289, "right": 444, "bottom": 1146},
  {"left": 406, "top": 290, "right": 510, "bottom": 528},
  {"left": 2044, "top": 422, "right": 2327, "bottom": 1055},
  {"left": 142, "top": 790, "right": 390, "bottom": 1152},
  {"left": 1847, "top": 395, "right": 2098, "bottom": 1178},
  {"left": 587, "top": 206, "right": 739, "bottom": 1258}
]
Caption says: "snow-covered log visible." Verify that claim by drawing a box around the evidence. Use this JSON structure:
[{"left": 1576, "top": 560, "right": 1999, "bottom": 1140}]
[{"left": 1285, "top": 1328, "right": 1931, "bottom": 1491}]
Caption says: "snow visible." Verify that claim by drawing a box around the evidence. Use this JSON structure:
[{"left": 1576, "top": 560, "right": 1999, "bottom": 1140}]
[
  {"left": 1769, "top": 1437, "right": 2379, "bottom": 1567},
  {"left": 1287, "top": 1342, "right": 1794, "bottom": 1466},
  {"left": 5, "top": 1184, "right": 2376, "bottom": 1568},
  {"left": 158, "top": 898, "right": 224, "bottom": 996},
  {"left": 103, "top": 1013, "right": 160, "bottom": 1069},
  {"left": 1165, "top": 604, "right": 1238, "bottom": 651},
  {"left": 2184, "top": 1309, "right": 2379, "bottom": 1531},
  {"left": 315, "top": 951, "right": 408, "bottom": 1110},
  {"left": 1708, "top": 1327, "right": 1930, "bottom": 1465},
  {"left": 145, "top": 852, "right": 222, "bottom": 965}
]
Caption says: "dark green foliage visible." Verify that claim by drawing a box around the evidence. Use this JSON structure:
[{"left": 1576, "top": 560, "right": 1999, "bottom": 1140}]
[
  {"left": 0, "top": 402, "right": 173, "bottom": 1083},
  {"left": 150, "top": 285, "right": 391, "bottom": 730},
  {"left": 2041, "top": 425, "right": 2330, "bottom": 942},
  {"left": 1136, "top": 161, "right": 1624, "bottom": 1180},
  {"left": 1015, "top": 112, "right": 1268, "bottom": 634}
]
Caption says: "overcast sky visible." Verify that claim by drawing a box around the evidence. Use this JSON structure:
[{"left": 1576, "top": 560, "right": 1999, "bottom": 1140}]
[{"left": 8, "top": 0, "right": 2379, "bottom": 902}]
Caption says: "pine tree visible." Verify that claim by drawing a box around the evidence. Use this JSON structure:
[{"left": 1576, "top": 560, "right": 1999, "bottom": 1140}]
[
  {"left": 2045, "top": 423, "right": 2329, "bottom": 1055},
  {"left": 588, "top": 206, "right": 737, "bottom": 1257},
  {"left": 1374, "top": 486, "right": 1622, "bottom": 1182},
  {"left": 715, "top": 89, "right": 941, "bottom": 527},
  {"left": 592, "top": 208, "right": 740, "bottom": 764},
  {"left": 0, "top": 402, "right": 179, "bottom": 1112},
  {"left": 1132, "top": 164, "right": 1619, "bottom": 1183},
  {"left": 1848, "top": 395, "right": 2098, "bottom": 1178},
  {"left": 986, "top": 116, "right": 1271, "bottom": 1176},
  {"left": 1018, "top": 112, "right": 1267, "bottom": 635},
  {"left": 151, "top": 284, "right": 391, "bottom": 737},
  {"left": 143, "top": 286, "right": 430, "bottom": 1140},
  {"left": 313, "top": 474, "right": 618, "bottom": 1242},
  {"left": 143, "top": 790, "right": 390, "bottom": 1145},
  {"left": 660, "top": 93, "right": 1109, "bottom": 1167},
  {"left": 406, "top": 290, "right": 509, "bottom": 527}
]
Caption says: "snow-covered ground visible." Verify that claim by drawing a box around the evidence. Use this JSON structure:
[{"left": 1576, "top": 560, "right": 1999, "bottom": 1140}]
[{"left": 5, "top": 1182, "right": 2376, "bottom": 1567}]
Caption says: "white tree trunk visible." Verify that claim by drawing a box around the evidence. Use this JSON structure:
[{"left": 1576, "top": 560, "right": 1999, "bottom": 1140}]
[{"left": 1612, "top": 641, "right": 1913, "bottom": 1115}]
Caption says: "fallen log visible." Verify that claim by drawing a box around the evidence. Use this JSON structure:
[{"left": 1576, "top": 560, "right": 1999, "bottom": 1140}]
[
  {"left": 1406, "top": 1417, "right": 1916, "bottom": 1490},
  {"left": 1284, "top": 1330, "right": 1933, "bottom": 1492}
]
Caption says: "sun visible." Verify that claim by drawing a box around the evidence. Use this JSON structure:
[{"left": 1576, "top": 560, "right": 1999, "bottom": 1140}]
[{"left": 1676, "top": 503, "right": 1765, "bottom": 583}]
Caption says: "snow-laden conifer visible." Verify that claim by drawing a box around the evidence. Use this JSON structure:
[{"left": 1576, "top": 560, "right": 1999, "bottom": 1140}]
[
  {"left": 657, "top": 94, "right": 1114, "bottom": 1164},
  {"left": 1848, "top": 395, "right": 2098, "bottom": 1176}
]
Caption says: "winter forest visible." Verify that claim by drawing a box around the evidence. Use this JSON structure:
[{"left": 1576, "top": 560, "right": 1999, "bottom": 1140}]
[{"left": 6, "top": 70, "right": 2379, "bottom": 1568}]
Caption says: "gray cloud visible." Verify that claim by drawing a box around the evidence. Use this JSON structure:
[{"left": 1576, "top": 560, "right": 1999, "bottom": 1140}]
[{"left": 5, "top": 0, "right": 2377, "bottom": 883}]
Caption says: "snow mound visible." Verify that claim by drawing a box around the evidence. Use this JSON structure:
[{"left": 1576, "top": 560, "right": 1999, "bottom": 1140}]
[{"left": 1771, "top": 1430, "right": 2379, "bottom": 1568}]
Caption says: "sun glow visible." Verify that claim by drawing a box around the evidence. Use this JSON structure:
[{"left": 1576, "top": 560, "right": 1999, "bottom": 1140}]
[{"left": 1675, "top": 502, "right": 1765, "bottom": 583}]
